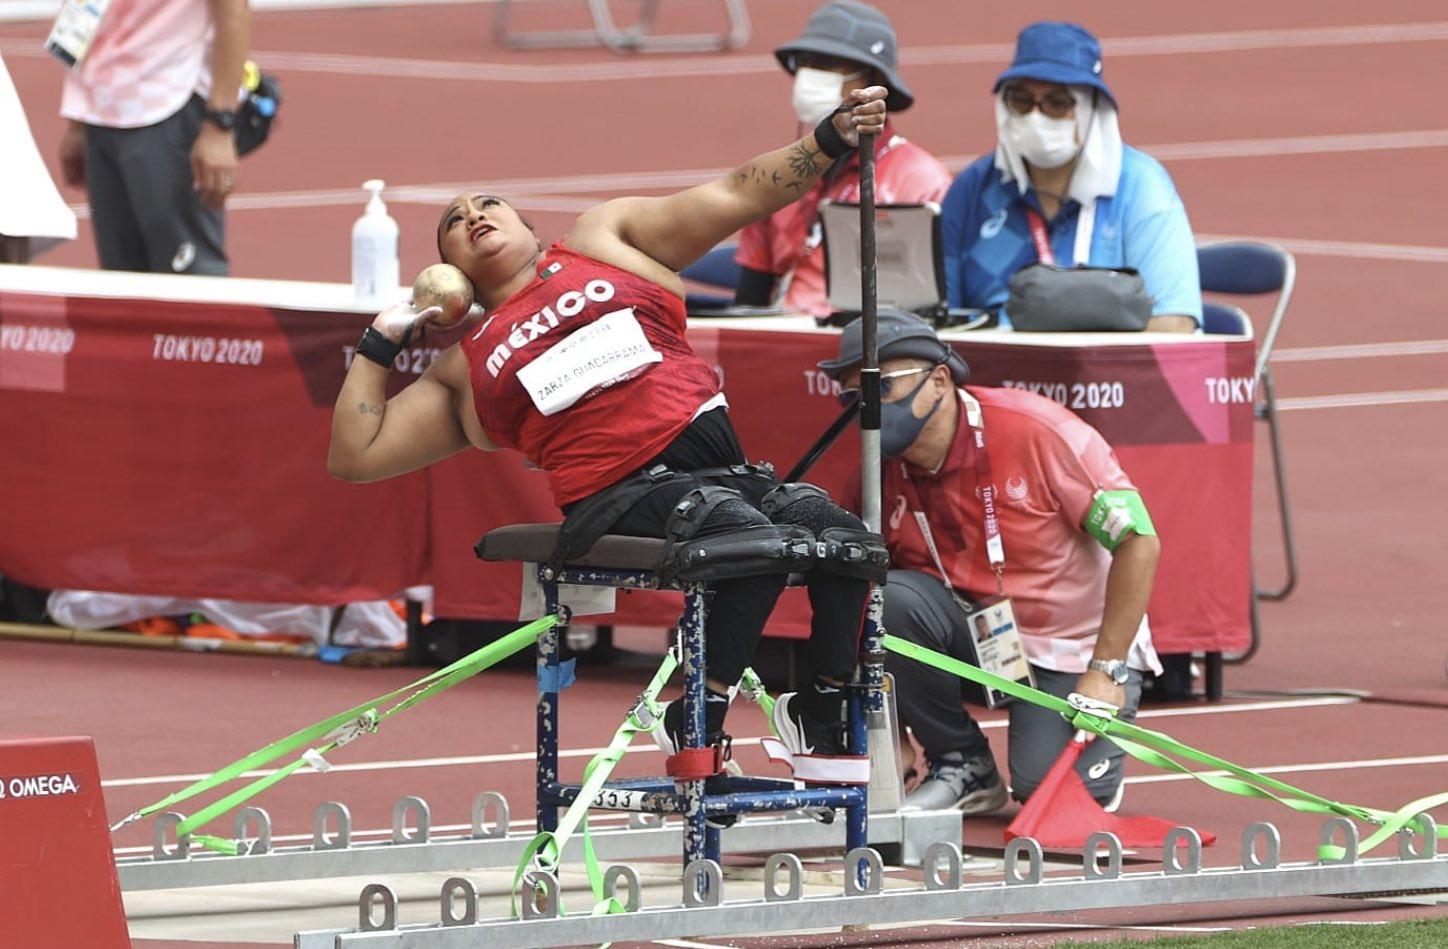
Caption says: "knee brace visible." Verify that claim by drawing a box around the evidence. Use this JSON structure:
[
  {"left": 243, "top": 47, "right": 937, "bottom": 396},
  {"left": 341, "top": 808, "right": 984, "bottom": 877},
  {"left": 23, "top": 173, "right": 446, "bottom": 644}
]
[
  {"left": 656, "top": 486, "right": 815, "bottom": 583},
  {"left": 759, "top": 481, "right": 833, "bottom": 521},
  {"left": 814, "top": 527, "right": 890, "bottom": 583}
]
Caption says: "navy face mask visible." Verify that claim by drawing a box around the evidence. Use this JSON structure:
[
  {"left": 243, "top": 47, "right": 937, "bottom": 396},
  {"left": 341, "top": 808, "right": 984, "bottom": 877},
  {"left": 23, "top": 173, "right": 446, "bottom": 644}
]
[{"left": 880, "top": 373, "right": 944, "bottom": 458}]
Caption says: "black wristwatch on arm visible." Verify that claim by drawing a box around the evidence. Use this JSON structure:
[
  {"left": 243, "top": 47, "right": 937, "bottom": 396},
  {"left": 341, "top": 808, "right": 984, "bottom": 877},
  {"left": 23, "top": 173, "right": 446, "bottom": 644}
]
[{"left": 202, "top": 107, "right": 237, "bottom": 132}]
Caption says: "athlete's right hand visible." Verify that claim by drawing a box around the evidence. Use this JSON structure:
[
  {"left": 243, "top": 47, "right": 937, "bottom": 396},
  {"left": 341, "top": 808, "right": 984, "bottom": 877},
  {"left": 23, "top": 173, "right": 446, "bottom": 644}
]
[
  {"left": 372, "top": 301, "right": 445, "bottom": 345},
  {"left": 829, "top": 85, "right": 888, "bottom": 147},
  {"left": 58, "top": 121, "right": 86, "bottom": 187}
]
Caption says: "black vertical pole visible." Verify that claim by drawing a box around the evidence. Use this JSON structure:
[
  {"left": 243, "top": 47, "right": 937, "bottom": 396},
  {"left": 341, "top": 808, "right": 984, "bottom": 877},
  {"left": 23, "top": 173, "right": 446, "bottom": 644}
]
[{"left": 858, "top": 133, "right": 880, "bottom": 532}]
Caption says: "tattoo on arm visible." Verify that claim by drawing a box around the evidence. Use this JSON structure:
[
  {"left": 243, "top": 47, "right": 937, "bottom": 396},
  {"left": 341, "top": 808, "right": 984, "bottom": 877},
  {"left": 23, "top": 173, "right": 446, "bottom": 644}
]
[
  {"left": 785, "top": 141, "right": 822, "bottom": 184},
  {"left": 357, "top": 401, "right": 383, "bottom": 417}
]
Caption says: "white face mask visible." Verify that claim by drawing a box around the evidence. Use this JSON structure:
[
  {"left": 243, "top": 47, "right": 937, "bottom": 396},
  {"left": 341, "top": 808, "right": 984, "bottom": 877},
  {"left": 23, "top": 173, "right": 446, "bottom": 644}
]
[
  {"left": 1002, "top": 109, "right": 1080, "bottom": 169},
  {"left": 792, "top": 66, "right": 864, "bottom": 127}
]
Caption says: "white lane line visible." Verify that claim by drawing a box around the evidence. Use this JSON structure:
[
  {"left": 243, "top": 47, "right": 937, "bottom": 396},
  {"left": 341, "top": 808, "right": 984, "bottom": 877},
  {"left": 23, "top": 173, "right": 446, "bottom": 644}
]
[
  {"left": 1197, "top": 232, "right": 1448, "bottom": 265},
  {"left": 942, "top": 920, "right": 1236, "bottom": 934},
  {"left": 1277, "top": 388, "right": 1448, "bottom": 411},
  {"left": 654, "top": 940, "right": 734, "bottom": 949},
  {"left": 59, "top": 129, "right": 1448, "bottom": 222},
  {"left": 99, "top": 697, "right": 1354, "bottom": 789},
  {"left": 1127, "top": 752, "right": 1448, "bottom": 786},
  {"left": 8, "top": 21, "right": 1446, "bottom": 80},
  {"left": 1274, "top": 340, "right": 1448, "bottom": 362}
]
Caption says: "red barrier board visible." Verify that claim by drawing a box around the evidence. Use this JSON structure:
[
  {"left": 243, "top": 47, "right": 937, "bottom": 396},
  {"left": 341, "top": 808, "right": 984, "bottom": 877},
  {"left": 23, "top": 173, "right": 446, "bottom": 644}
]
[
  {"left": 0, "top": 282, "right": 1252, "bottom": 654},
  {"left": 0, "top": 736, "right": 130, "bottom": 948}
]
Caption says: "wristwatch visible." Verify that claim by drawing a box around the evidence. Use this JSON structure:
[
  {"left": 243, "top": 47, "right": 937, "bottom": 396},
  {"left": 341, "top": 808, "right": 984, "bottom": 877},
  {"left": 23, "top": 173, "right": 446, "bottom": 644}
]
[
  {"left": 1088, "top": 659, "right": 1130, "bottom": 685},
  {"left": 203, "top": 107, "right": 237, "bottom": 132}
]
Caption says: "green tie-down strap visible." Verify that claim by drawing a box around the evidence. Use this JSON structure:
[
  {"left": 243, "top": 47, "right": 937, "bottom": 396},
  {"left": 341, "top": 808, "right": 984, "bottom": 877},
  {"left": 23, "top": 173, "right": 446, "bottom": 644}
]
[
  {"left": 113, "top": 615, "right": 559, "bottom": 854},
  {"left": 513, "top": 649, "right": 679, "bottom": 928},
  {"left": 883, "top": 634, "right": 1448, "bottom": 857}
]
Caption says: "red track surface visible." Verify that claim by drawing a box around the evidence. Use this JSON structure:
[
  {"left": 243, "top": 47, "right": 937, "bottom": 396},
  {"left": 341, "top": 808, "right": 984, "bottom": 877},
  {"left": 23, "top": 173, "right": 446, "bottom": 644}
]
[{"left": 3, "top": 0, "right": 1447, "bottom": 945}]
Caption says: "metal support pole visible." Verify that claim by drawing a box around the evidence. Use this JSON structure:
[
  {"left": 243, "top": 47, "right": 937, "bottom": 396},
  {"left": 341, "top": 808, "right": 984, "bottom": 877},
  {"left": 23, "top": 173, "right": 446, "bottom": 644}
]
[
  {"left": 679, "top": 585, "right": 709, "bottom": 868},
  {"left": 537, "top": 574, "right": 562, "bottom": 833}
]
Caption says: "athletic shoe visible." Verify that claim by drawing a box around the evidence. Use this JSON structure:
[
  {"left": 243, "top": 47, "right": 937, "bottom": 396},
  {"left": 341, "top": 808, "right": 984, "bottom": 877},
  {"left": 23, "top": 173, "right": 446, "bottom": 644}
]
[
  {"left": 762, "top": 692, "right": 869, "bottom": 785},
  {"left": 1101, "top": 780, "right": 1125, "bottom": 814},
  {"left": 903, "top": 752, "right": 1008, "bottom": 814},
  {"left": 647, "top": 698, "right": 737, "bottom": 829}
]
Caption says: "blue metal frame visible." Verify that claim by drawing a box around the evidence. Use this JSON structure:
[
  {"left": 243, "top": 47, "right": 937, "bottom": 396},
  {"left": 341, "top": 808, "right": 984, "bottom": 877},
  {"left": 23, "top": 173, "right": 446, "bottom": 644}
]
[{"left": 534, "top": 562, "right": 880, "bottom": 874}]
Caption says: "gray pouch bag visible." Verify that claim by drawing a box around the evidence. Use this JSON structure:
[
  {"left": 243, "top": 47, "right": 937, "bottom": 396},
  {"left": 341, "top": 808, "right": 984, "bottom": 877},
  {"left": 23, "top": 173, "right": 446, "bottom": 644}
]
[{"left": 1007, "top": 263, "right": 1153, "bottom": 332}]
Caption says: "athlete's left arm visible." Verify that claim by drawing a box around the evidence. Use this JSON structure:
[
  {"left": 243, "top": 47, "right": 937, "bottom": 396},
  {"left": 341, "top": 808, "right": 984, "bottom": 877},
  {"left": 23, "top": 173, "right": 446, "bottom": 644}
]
[{"left": 568, "top": 87, "right": 888, "bottom": 284}]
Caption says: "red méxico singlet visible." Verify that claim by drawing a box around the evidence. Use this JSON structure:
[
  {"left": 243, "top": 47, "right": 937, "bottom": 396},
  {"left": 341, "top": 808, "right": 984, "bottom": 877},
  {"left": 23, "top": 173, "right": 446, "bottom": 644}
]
[{"left": 461, "top": 244, "right": 722, "bottom": 506}]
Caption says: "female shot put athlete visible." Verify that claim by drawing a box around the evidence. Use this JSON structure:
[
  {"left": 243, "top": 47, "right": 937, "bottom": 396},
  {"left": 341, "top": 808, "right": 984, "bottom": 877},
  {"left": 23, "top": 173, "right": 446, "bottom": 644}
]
[{"left": 327, "top": 87, "right": 891, "bottom": 784}]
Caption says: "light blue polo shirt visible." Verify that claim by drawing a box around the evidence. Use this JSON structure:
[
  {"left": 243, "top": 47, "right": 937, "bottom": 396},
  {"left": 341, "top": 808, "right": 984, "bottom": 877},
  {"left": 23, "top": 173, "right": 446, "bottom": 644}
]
[{"left": 941, "top": 146, "right": 1202, "bottom": 327}]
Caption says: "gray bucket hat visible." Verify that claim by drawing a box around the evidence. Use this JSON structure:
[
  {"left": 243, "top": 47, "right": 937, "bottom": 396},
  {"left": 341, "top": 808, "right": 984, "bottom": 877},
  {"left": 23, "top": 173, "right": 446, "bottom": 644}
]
[
  {"left": 817, "top": 309, "right": 969, "bottom": 383},
  {"left": 775, "top": 0, "right": 915, "bottom": 113}
]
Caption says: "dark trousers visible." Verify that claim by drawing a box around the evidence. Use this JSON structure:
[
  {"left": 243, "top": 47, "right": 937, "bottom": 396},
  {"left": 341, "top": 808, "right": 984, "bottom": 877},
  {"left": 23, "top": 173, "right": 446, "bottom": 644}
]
[
  {"left": 882, "top": 569, "right": 1141, "bottom": 805},
  {"left": 609, "top": 469, "right": 869, "bottom": 687},
  {"left": 83, "top": 95, "right": 228, "bottom": 275}
]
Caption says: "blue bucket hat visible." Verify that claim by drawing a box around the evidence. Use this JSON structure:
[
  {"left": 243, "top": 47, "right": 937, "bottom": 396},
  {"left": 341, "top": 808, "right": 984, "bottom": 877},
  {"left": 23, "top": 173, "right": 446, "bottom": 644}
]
[{"left": 993, "top": 22, "right": 1115, "bottom": 107}]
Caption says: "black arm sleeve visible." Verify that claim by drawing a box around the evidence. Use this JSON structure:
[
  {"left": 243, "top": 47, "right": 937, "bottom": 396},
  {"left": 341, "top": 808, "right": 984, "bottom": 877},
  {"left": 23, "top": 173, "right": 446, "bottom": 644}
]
[{"left": 734, "top": 266, "right": 777, "bottom": 307}]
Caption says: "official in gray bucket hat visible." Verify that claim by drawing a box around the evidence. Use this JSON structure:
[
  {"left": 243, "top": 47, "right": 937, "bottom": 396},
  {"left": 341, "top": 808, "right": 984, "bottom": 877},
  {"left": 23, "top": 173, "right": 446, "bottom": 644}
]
[
  {"left": 732, "top": 2, "right": 950, "bottom": 318},
  {"left": 775, "top": 0, "right": 914, "bottom": 113}
]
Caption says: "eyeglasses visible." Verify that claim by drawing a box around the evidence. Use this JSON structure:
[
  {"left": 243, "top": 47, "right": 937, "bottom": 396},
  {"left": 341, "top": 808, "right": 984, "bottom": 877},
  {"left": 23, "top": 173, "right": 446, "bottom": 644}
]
[
  {"left": 836, "top": 364, "right": 940, "bottom": 407},
  {"left": 1002, "top": 85, "right": 1076, "bottom": 119}
]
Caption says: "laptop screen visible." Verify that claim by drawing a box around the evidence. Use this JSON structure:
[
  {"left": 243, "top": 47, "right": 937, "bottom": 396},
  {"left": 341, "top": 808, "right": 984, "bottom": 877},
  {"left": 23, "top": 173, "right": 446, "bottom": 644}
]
[{"left": 820, "top": 201, "right": 945, "bottom": 314}]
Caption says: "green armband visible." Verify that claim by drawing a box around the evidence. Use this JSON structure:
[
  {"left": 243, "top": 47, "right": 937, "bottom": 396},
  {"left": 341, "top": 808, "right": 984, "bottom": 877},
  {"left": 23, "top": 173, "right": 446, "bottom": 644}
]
[{"left": 1084, "top": 489, "right": 1156, "bottom": 551}]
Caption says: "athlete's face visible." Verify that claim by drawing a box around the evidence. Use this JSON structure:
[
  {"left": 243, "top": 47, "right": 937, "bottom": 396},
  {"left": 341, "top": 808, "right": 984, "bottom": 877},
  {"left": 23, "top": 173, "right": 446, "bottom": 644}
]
[{"left": 437, "top": 193, "right": 539, "bottom": 284}]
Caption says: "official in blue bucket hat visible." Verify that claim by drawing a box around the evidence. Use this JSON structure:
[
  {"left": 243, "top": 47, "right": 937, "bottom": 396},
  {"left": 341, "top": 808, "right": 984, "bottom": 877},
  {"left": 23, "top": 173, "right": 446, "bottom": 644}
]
[{"left": 939, "top": 22, "right": 1202, "bottom": 333}]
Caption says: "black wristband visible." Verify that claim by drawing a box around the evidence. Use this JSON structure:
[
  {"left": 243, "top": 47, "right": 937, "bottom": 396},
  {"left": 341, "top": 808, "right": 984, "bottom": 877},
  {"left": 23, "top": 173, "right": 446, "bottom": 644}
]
[
  {"left": 813, "top": 106, "right": 852, "bottom": 160},
  {"left": 355, "top": 326, "right": 402, "bottom": 368}
]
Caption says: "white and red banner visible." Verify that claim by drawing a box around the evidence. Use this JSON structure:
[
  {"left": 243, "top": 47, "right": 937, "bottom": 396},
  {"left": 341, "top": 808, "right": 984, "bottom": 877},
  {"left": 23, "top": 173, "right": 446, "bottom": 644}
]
[{"left": 0, "top": 287, "right": 1253, "bottom": 653}]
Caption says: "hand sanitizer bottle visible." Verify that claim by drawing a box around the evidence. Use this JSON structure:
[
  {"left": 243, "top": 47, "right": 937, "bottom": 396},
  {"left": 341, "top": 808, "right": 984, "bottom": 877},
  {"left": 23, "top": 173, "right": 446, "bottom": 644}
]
[{"left": 351, "top": 179, "right": 399, "bottom": 306}]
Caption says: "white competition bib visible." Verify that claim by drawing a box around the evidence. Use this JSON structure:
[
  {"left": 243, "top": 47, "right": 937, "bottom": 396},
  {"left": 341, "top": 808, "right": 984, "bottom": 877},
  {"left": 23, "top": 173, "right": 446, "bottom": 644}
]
[
  {"left": 516, "top": 307, "right": 662, "bottom": 417},
  {"left": 46, "top": 0, "right": 114, "bottom": 68}
]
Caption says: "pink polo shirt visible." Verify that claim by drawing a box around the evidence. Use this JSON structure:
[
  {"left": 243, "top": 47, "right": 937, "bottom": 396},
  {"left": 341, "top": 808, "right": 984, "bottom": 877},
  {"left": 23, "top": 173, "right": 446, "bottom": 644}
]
[
  {"left": 60, "top": 0, "right": 214, "bottom": 129},
  {"left": 735, "top": 124, "right": 951, "bottom": 318}
]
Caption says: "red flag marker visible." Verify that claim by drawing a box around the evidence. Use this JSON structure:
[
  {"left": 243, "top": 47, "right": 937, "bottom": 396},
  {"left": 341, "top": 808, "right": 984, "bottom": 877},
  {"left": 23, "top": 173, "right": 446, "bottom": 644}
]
[{"left": 1005, "top": 736, "right": 1217, "bottom": 849}]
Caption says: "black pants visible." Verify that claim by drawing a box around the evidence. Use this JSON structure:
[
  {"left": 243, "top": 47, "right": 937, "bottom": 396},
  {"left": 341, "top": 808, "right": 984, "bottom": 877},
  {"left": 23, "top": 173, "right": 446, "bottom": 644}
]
[
  {"left": 84, "top": 95, "right": 228, "bottom": 275},
  {"left": 882, "top": 569, "right": 1142, "bottom": 805},
  {"left": 593, "top": 409, "right": 869, "bottom": 685}
]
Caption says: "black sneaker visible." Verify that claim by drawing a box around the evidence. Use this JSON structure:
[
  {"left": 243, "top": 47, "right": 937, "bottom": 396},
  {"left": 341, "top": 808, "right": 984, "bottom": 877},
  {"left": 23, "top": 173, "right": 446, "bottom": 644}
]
[{"left": 762, "top": 692, "right": 869, "bottom": 785}]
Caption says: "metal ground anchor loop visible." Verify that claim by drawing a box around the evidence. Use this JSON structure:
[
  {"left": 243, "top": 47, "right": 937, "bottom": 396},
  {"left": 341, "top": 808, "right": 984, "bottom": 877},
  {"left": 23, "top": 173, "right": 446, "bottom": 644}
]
[
  {"left": 682, "top": 858, "right": 722, "bottom": 907},
  {"left": 233, "top": 806, "right": 272, "bottom": 855},
  {"left": 1242, "top": 822, "right": 1282, "bottom": 870},
  {"left": 1163, "top": 827, "right": 1204, "bottom": 875},
  {"left": 312, "top": 801, "right": 352, "bottom": 851},
  {"left": 1083, "top": 832, "right": 1123, "bottom": 880},
  {"left": 152, "top": 812, "right": 191, "bottom": 861},
  {"left": 1004, "top": 837, "right": 1044, "bottom": 885},
  {"left": 602, "top": 864, "right": 643, "bottom": 912},
  {"left": 628, "top": 811, "right": 664, "bottom": 829},
  {"left": 922, "top": 841, "right": 963, "bottom": 890},
  {"left": 763, "top": 852, "right": 804, "bottom": 902},
  {"left": 358, "top": 882, "right": 397, "bottom": 931},
  {"left": 439, "top": 877, "right": 479, "bottom": 926},
  {"left": 844, "top": 847, "right": 884, "bottom": 896},
  {"left": 521, "top": 869, "right": 561, "bottom": 919},
  {"left": 1318, "top": 817, "right": 1359, "bottom": 865},
  {"left": 1399, "top": 812, "right": 1439, "bottom": 860},
  {"left": 471, "top": 791, "right": 509, "bottom": 839},
  {"left": 392, "top": 795, "right": 431, "bottom": 844}
]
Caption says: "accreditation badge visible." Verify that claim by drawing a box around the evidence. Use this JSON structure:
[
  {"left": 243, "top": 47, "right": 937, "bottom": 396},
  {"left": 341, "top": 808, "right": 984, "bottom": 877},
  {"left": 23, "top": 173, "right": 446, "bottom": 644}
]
[
  {"left": 963, "top": 596, "right": 1034, "bottom": 708},
  {"left": 46, "top": 0, "right": 113, "bottom": 68}
]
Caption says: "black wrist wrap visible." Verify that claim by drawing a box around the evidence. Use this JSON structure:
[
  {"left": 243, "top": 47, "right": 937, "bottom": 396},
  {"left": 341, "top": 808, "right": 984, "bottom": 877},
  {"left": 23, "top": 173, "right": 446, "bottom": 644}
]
[
  {"left": 813, "top": 106, "right": 852, "bottom": 160},
  {"left": 355, "top": 326, "right": 402, "bottom": 368}
]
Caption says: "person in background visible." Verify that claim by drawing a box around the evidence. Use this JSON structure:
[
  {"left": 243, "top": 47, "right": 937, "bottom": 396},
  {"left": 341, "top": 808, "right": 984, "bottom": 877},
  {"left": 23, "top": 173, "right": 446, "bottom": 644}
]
[
  {"left": 821, "top": 311, "right": 1163, "bottom": 813},
  {"left": 941, "top": 22, "right": 1200, "bottom": 331},
  {"left": 55, "top": 0, "right": 250, "bottom": 275},
  {"left": 733, "top": 0, "right": 951, "bottom": 318}
]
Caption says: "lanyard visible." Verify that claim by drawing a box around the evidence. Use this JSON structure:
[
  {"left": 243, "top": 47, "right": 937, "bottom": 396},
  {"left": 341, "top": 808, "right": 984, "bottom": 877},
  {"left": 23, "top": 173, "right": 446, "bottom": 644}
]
[
  {"left": 897, "top": 391, "right": 1006, "bottom": 596},
  {"left": 1023, "top": 205, "right": 1056, "bottom": 266}
]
